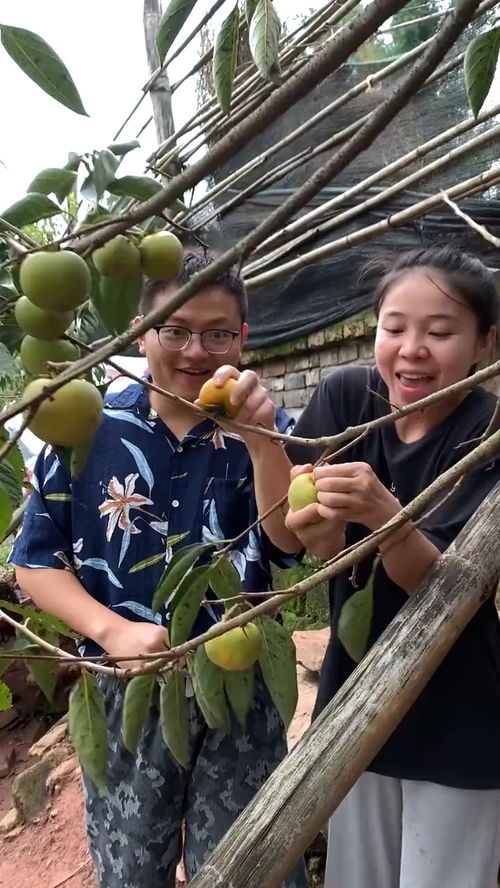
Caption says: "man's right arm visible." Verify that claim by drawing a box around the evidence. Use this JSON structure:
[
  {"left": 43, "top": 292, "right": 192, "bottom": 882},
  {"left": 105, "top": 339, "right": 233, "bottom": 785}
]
[{"left": 15, "top": 567, "right": 170, "bottom": 668}]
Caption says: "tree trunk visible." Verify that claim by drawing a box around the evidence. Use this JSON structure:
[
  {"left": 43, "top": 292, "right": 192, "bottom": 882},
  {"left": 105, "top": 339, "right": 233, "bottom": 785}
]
[
  {"left": 143, "top": 0, "right": 175, "bottom": 146},
  {"left": 189, "top": 483, "right": 500, "bottom": 888}
]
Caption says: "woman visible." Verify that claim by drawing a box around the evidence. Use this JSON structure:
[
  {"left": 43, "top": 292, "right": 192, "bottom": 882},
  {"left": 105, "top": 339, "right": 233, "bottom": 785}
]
[{"left": 286, "top": 246, "right": 500, "bottom": 888}]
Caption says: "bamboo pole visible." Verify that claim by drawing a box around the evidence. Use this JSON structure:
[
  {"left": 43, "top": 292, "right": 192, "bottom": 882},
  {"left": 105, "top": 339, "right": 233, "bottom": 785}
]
[
  {"left": 189, "top": 483, "right": 500, "bottom": 888},
  {"left": 245, "top": 118, "right": 500, "bottom": 274},
  {"left": 72, "top": 0, "right": 412, "bottom": 257},
  {"left": 245, "top": 166, "right": 500, "bottom": 288}
]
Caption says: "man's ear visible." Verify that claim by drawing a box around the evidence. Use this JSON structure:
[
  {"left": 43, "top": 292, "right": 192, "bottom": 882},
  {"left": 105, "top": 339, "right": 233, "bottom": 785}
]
[
  {"left": 133, "top": 316, "right": 146, "bottom": 355},
  {"left": 241, "top": 322, "right": 249, "bottom": 347}
]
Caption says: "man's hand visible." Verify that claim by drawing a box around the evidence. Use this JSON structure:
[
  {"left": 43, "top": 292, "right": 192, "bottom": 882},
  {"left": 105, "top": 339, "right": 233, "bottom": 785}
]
[
  {"left": 209, "top": 366, "right": 276, "bottom": 437},
  {"left": 285, "top": 465, "right": 347, "bottom": 561},
  {"left": 100, "top": 619, "right": 169, "bottom": 672}
]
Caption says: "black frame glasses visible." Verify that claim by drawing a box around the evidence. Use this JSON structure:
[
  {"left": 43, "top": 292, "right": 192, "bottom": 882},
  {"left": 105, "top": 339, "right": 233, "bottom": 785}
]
[{"left": 152, "top": 325, "right": 240, "bottom": 355}]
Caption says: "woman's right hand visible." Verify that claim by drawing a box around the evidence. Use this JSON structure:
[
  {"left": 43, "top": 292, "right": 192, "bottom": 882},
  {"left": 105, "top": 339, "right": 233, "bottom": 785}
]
[
  {"left": 99, "top": 619, "right": 169, "bottom": 672},
  {"left": 285, "top": 465, "right": 347, "bottom": 561}
]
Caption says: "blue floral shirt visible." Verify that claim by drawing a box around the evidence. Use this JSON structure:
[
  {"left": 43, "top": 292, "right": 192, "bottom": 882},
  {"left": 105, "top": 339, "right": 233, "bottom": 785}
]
[{"left": 11, "top": 384, "right": 296, "bottom": 655}]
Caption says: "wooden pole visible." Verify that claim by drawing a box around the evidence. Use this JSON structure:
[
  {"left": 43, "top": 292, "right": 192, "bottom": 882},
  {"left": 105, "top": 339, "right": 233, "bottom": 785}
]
[
  {"left": 189, "top": 483, "right": 500, "bottom": 888},
  {"left": 143, "top": 0, "right": 175, "bottom": 145}
]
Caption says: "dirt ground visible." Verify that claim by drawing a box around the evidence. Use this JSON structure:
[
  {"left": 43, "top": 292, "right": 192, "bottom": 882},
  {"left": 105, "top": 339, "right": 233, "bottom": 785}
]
[{"left": 0, "top": 631, "right": 328, "bottom": 888}]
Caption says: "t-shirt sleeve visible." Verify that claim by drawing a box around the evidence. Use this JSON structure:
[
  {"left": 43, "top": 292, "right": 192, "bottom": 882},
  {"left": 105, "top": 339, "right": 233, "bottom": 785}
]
[
  {"left": 419, "top": 456, "right": 500, "bottom": 552},
  {"left": 286, "top": 366, "right": 374, "bottom": 466},
  {"left": 10, "top": 446, "right": 73, "bottom": 571}
]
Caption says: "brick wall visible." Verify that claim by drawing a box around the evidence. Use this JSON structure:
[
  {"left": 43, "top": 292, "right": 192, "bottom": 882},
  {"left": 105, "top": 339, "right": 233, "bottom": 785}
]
[{"left": 242, "top": 312, "right": 376, "bottom": 418}]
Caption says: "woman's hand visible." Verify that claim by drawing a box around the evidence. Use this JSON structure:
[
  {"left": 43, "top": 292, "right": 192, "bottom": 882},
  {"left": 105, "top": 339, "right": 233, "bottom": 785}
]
[
  {"left": 285, "top": 465, "right": 347, "bottom": 560},
  {"left": 313, "top": 462, "right": 401, "bottom": 531}
]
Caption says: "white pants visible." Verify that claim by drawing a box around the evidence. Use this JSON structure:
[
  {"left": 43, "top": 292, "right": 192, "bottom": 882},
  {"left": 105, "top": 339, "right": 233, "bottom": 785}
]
[{"left": 325, "top": 771, "right": 500, "bottom": 888}]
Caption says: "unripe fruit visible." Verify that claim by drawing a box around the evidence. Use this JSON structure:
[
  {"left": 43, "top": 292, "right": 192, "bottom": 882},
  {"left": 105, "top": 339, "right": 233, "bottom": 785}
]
[
  {"left": 139, "top": 231, "right": 183, "bottom": 279},
  {"left": 14, "top": 296, "right": 73, "bottom": 340},
  {"left": 20, "top": 336, "right": 79, "bottom": 376},
  {"left": 198, "top": 377, "right": 239, "bottom": 419},
  {"left": 20, "top": 250, "right": 91, "bottom": 312},
  {"left": 92, "top": 235, "right": 141, "bottom": 281},
  {"left": 23, "top": 377, "right": 103, "bottom": 447},
  {"left": 287, "top": 472, "right": 318, "bottom": 511},
  {"left": 205, "top": 623, "right": 261, "bottom": 672}
]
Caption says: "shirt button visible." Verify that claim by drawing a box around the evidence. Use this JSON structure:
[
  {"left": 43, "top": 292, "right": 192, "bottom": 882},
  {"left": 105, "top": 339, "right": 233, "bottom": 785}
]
[
  {"left": 176, "top": 445, "right": 183, "bottom": 453},
  {"left": 172, "top": 499, "right": 180, "bottom": 508}
]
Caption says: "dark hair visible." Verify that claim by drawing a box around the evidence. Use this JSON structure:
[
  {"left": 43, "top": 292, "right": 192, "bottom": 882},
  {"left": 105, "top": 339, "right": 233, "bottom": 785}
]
[
  {"left": 365, "top": 245, "right": 499, "bottom": 336},
  {"left": 140, "top": 251, "right": 248, "bottom": 322}
]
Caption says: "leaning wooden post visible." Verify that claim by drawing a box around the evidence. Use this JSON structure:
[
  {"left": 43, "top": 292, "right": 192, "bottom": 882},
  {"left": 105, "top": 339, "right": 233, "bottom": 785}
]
[{"left": 189, "top": 483, "right": 500, "bottom": 888}]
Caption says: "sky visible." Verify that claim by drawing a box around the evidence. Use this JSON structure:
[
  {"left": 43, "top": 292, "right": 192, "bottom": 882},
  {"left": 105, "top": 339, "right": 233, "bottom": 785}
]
[{"left": 0, "top": 0, "right": 311, "bottom": 211}]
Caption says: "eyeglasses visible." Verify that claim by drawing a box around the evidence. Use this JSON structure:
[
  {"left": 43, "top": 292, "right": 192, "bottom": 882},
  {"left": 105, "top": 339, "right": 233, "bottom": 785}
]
[{"left": 152, "top": 325, "right": 240, "bottom": 355}]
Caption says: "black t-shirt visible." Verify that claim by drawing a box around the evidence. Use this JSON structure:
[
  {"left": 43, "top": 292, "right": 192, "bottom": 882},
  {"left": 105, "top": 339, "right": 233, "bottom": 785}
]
[{"left": 287, "top": 365, "right": 500, "bottom": 789}]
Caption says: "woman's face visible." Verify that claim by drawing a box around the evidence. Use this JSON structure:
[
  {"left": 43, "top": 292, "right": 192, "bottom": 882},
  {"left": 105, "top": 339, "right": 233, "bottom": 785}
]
[{"left": 374, "top": 268, "right": 495, "bottom": 407}]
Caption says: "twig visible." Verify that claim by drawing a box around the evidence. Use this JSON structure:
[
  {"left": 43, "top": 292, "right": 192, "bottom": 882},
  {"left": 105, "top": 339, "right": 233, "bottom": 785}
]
[
  {"left": 0, "top": 218, "right": 38, "bottom": 248},
  {"left": 441, "top": 192, "right": 500, "bottom": 247},
  {"left": 49, "top": 859, "right": 92, "bottom": 888},
  {"left": 0, "top": 407, "right": 37, "bottom": 463},
  {"left": 0, "top": 608, "right": 125, "bottom": 677}
]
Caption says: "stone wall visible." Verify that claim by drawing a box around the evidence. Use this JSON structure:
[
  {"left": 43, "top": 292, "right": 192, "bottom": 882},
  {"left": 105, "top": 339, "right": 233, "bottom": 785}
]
[{"left": 242, "top": 312, "right": 376, "bottom": 419}]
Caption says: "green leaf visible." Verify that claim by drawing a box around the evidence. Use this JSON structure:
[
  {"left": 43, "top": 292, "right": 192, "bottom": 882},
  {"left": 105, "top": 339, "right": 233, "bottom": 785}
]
[
  {"left": 70, "top": 438, "right": 94, "bottom": 479},
  {"left": 28, "top": 655, "right": 58, "bottom": 702},
  {"left": 0, "top": 488, "right": 12, "bottom": 539},
  {"left": 0, "top": 25, "right": 88, "bottom": 115},
  {"left": 249, "top": 0, "right": 281, "bottom": 85},
  {"left": 122, "top": 674, "right": 155, "bottom": 754},
  {"left": 0, "top": 193, "right": 61, "bottom": 228},
  {"left": 0, "top": 636, "right": 32, "bottom": 679},
  {"left": 65, "top": 153, "right": 81, "bottom": 172},
  {"left": 27, "top": 168, "right": 77, "bottom": 204},
  {"left": 209, "top": 557, "right": 243, "bottom": 606},
  {"left": 81, "top": 149, "right": 120, "bottom": 205},
  {"left": 152, "top": 542, "right": 214, "bottom": 614},
  {"left": 190, "top": 646, "right": 230, "bottom": 731},
  {"left": 0, "top": 458, "right": 23, "bottom": 511},
  {"left": 160, "top": 670, "right": 190, "bottom": 767},
  {"left": 0, "top": 343, "right": 17, "bottom": 379},
  {"left": 6, "top": 442, "right": 25, "bottom": 487},
  {"left": 0, "top": 600, "right": 77, "bottom": 639},
  {"left": 245, "top": 0, "right": 259, "bottom": 27},
  {"left": 337, "top": 560, "right": 377, "bottom": 664},
  {"left": 107, "top": 140, "right": 141, "bottom": 157},
  {"left": 224, "top": 668, "right": 254, "bottom": 726},
  {"left": 169, "top": 565, "right": 212, "bottom": 646},
  {"left": 464, "top": 27, "right": 500, "bottom": 117},
  {"left": 92, "top": 272, "right": 142, "bottom": 337},
  {"left": 213, "top": 5, "right": 240, "bottom": 115},
  {"left": 156, "top": 0, "right": 200, "bottom": 63},
  {"left": 68, "top": 670, "right": 108, "bottom": 792},
  {"left": 0, "top": 681, "right": 12, "bottom": 711},
  {"left": 129, "top": 552, "right": 166, "bottom": 574},
  {"left": 258, "top": 616, "right": 297, "bottom": 730},
  {"left": 107, "top": 175, "right": 163, "bottom": 202}
]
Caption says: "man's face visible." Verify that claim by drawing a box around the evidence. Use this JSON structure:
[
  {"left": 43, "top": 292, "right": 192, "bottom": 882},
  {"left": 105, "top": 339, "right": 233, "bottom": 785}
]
[{"left": 137, "top": 285, "right": 248, "bottom": 403}]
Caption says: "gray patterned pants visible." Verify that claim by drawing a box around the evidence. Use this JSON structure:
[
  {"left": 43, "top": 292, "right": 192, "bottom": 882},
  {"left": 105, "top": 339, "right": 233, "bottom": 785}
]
[{"left": 83, "top": 675, "right": 309, "bottom": 888}]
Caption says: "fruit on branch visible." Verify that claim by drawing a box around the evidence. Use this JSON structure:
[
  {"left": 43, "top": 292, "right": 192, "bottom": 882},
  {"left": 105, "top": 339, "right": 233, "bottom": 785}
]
[
  {"left": 23, "top": 377, "right": 103, "bottom": 446},
  {"left": 205, "top": 622, "right": 261, "bottom": 672},
  {"left": 139, "top": 231, "right": 184, "bottom": 279},
  {"left": 20, "top": 336, "right": 80, "bottom": 376},
  {"left": 287, "top": 472, "right": 318, "bottom": 511},
  {"left": 20, "top": 250, "right": 91, "bottom": 312},
  {"left": 92, "top": 235, "right": 141, "bottom": 281},
  {"left": 14, "top": 296, "right": 73, "bottom": 340},
  {"left": 198, "top": 377, "right": 239, "bottom": 419}
]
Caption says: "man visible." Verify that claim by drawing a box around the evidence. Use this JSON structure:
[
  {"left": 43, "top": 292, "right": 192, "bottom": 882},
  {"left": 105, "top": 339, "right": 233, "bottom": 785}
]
[{"left": 12, "top": 253, "right": 307, "bottom": 888}]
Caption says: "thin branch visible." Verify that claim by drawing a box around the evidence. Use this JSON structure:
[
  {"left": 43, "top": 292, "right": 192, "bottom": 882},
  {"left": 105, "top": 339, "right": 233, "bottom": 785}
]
[
  {"left": 441, "top": 192, "right": 500, "bottom": 247},
  {"left": 0, "top": 407, "right": 37, "bottom": 463},
  {"left": 0, "top": 219, "right": 38, "bottom": 248}
]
